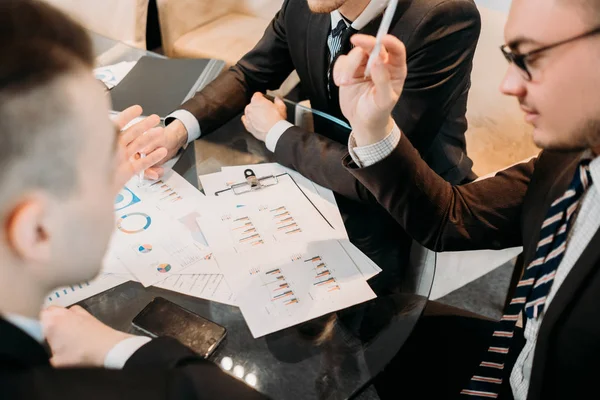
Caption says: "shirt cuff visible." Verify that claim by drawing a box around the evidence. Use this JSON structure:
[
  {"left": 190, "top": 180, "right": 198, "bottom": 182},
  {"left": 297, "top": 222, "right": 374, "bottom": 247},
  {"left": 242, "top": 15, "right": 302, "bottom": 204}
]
[
  {"left": 165, "top": 109, "right": 201, "bottom": 144},
  {"left": 265, "top": 120, "right": 294, "bottom": 152},
  {"left": 348, "top": 123, "right": 402, "bottom": 167},
  {"left": 104, "top": 336, "right": 152, "bottom": 369}
]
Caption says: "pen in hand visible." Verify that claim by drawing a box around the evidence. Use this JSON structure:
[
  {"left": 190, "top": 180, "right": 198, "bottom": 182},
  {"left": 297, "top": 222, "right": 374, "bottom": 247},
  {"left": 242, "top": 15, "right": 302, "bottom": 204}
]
[
  {"left": 138, "top": 152, "right": 146, "bottom": 186},
  {"left": 364, "top": 0, "right": 398, "bottom": 78}
]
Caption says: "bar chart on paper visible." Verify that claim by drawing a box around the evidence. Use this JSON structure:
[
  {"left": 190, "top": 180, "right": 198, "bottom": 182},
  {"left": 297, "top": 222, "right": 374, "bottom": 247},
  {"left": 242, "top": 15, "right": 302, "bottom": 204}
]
[
  {"left": 199, "top": 189, "right": 339, "bottom": 254},
  {"left": 44, "top": 274, "right": 129, "bottom": 308},
  {"left": 216, "top": 241, "right": 377, "bottom": 338}
]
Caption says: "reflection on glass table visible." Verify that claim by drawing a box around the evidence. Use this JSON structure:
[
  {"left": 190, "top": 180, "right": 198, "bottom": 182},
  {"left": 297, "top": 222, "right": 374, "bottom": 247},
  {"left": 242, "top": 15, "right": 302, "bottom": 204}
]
[{"left": 83, "top": 33, "right": 436, "bottom": 399}]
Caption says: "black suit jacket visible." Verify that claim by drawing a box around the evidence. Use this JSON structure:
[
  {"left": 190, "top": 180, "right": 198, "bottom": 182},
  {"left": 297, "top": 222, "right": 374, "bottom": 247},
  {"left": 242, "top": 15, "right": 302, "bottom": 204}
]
[
  {"left": 179, "top": 0, "right": 481, "bottom": 289},
  {"left": 344, "top": 135, "right": 600, "bottom": 400},
  {"left": 0, "top": 319, "right": 267, "bottom": 399},
  {"left": 181, "top": 0, "right": 480, "bottom": 189}
]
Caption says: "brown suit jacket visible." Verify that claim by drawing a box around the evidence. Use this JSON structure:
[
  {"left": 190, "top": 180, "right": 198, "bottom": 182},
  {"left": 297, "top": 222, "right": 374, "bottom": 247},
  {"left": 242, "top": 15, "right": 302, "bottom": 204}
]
[{"left": 344, "top": 135, "right": 600, "bottom": 400}]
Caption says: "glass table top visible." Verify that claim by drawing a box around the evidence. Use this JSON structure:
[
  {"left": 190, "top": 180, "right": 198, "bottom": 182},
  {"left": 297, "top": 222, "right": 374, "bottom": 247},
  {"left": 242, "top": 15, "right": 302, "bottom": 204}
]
[{"left": 83, "top": 31, "right": 436, "bottom": 399}]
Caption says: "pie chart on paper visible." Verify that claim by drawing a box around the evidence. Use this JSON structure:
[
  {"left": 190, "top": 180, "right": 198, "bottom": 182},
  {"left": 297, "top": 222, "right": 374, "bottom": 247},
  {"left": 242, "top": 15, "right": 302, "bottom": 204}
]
[
  {"left": 138, "top": 244, "right": 152, "bottom": 254},
  {"left": 157, "top": 263, "right": 171, "bottom": 273}
]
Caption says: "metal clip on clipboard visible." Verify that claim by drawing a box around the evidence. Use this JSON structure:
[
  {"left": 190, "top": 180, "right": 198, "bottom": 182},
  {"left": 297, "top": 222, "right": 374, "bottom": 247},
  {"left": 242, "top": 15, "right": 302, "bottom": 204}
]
[
  {"left": 227, "top": 169, "right": 279, "bottom": 195},
  {"left": 214, "top": 168, "right": 335, "bottom": 229}
]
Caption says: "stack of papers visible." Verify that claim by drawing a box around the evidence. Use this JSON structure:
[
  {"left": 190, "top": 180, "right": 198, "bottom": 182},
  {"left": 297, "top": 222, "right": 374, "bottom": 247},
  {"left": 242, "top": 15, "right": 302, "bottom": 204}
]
[
  {"left": 198, "top": 163, "right": 381, "bottom": 337},
  {"left": 45, "top": 163, "right": 381, "bottom": 338}
]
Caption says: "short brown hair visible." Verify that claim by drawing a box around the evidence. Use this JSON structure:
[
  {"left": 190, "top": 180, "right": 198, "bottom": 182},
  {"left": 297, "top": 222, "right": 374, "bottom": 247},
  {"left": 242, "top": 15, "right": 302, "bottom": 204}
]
[{"left": 0, "top": 0, "right": 94, "bottom": 197}]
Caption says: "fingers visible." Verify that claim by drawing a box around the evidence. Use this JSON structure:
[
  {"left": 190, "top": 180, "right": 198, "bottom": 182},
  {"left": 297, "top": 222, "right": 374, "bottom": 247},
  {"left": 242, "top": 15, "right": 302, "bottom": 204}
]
[
  {"left": 334, "top": 46, "right": 368, "bottom": 86},
  {"left": 113, "top": 105, "right": 143, "bottom": 130},
  {"left": 124, "top": 126, "right": 164, "bottom": 159},
  {"left": 274, "top": 97, "right": 287, "bottom": 116},
  {"left": 241, "top": 115, "right": 252, "bottom": 131},
  {"left": 350, "top": 34, "right": 378, "bottom": 54},
  {"left": 252, "top": 92, "right": 265, "bottom": 101},
  {"left": 381, "top": 34, "right": 406, "bottom": 64},
  {"left": 131, "top": 147, "right": 168, "bottom": 175},
  {"left": 371, "top": 57, "right": 397, "bottom": 107},
  {"left": 350, "top": 34, "right": 406, "bottom": 72},
  {"left": 119, "top": 114, "right": 161, "bottom": 148},
  {"left": 145, "top": 166, "right": 164, "bottom": 180},
  {"left": 68, "top": 305, "right": 90, "bottom": 316}
]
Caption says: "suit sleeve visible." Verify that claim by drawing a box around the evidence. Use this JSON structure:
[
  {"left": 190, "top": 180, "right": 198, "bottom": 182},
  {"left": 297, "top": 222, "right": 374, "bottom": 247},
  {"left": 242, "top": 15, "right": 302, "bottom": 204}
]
[
  {"left": 124, "top": 337, "right": 268, "bottom": 399},
  {"left": 344, "top": 135, "right": 534, "bottom": 252},
  {"left": 395, "top": 0, "right": 481, "bottom": 154},
  {"left": 274, "top": 126, "right": 377, "bottom": 202},
  {"left": 272, "top": 0, "right": 480, "bottom": 201},
  {"left": 178, "top": 0, "right": 295, "bottom": 136}
]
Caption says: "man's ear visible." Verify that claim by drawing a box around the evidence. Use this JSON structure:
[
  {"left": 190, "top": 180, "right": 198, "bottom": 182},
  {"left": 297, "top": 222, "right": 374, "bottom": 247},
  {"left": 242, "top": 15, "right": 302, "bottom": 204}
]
[{"left": 5, "top": 194, "right": 52, "bottom": 265}]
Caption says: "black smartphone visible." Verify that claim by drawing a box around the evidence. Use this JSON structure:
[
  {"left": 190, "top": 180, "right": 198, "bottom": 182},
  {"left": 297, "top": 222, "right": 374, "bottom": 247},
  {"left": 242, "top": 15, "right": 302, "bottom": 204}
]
[{"left": 132, "top": 297, "right": 227, "bottom": 358}]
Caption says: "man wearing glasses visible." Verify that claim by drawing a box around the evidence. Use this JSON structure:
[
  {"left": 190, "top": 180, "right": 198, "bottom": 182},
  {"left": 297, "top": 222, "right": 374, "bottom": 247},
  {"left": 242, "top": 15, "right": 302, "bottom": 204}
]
[{"left": 332, "top": 0, "right": 600, "bottom": 398}]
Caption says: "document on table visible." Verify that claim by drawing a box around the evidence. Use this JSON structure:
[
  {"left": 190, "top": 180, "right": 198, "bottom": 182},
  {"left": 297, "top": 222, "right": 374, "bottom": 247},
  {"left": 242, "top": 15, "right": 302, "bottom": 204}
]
[
  {"left": 197, "top": 175, "right": 342, "bottom": 253},
  {"left": 106, "top": 170, "right": 219, "bottom": 287},
  {"left": 216, "top": 240, "right": 376, "bottom": 338},
  {"left": 154, "top": 273, "right": 236, "bottom": 307},
  {"left": 44, "top": 274, "right": 130, "bottom": 308},
  {"left": 199, "top": 164, "right": 382, "bottom": 279},
  {"left": 94, "top": 61, "right": 136, "bottom": 89},
  {"left": 202, "top": 163, "right": 347, "bottom": 235}
]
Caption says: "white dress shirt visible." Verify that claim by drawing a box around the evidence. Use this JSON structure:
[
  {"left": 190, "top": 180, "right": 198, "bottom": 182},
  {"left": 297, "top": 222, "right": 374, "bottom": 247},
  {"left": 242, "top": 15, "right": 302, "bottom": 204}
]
[
  {"left": 169, "top": 1, "right": 389, "bottom": 150},
  {"left": 4, "top": 313, "right": 151, "bottom": 369},
  {"left": 350, "top": 129, "right": 600, "bottom": 399}
]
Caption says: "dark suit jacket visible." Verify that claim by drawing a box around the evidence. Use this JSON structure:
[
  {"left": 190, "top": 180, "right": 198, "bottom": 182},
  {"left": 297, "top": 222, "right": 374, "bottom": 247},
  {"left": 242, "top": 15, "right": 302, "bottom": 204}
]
[
  {"left": 180, "top": 0, "right": 481, "bottom": 289},
  {"left": 344, "top": 135, "right": 600, "bottom": 400},
  {"left": 181, "top": 0, "right": 480, "bottom": 189},
  {"left": 0, "top": 319, "right": 267, "bottom": 399}
]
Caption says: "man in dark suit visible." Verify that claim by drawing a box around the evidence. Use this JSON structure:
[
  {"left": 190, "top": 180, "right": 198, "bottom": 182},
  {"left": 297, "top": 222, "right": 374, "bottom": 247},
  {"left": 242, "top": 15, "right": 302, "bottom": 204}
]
[
  {"left": 333, "top": 0, "right": 600, "bottom": 398},
  {"left": 0, "top": 2, "right": 266, "bottom": 398},
  {"left": 146, "top": 0, "right": 481, "bottom": 292}
]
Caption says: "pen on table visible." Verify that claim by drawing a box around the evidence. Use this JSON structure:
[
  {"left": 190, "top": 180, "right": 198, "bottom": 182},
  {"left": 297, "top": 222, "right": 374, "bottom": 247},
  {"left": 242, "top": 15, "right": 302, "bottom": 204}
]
[{"left": 364, "top": 0, "right": 399, "bottom": 78}]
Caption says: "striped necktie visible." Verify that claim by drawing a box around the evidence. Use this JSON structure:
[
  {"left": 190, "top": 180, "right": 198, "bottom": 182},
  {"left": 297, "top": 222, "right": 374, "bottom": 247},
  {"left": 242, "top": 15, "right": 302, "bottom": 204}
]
[
  {"left": 327, "top": 19, "right": 356, "bottom": 100},
  {"left": 461, "top": 158, "right": 593, "bottom": 399}
]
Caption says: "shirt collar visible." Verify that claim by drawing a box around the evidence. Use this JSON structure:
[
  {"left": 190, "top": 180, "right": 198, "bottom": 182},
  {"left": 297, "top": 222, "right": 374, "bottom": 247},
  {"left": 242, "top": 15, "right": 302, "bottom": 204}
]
[
  {"left": 330, "top": 0, "right": 389, "bottom": 31},
  {"left": 588, "top": 152, "right": 600, "bottom": 193},
  {"left": 4, "top": 313, "right": 44, "bottom": 344}
]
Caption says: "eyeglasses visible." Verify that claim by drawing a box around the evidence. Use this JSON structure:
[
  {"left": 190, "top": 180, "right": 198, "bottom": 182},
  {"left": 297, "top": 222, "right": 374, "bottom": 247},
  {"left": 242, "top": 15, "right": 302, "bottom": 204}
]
[{"left": 500, "top": 26, "right": 600, "bottom": 81}]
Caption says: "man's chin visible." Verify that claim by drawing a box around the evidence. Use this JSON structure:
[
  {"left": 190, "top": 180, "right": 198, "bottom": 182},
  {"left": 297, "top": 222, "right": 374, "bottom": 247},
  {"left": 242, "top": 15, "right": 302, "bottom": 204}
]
[
  {"left": 306, "top": 0, "right": 347, "bottom": 13},
  {"left": 532, "top": 130, "right": 588, "bottom": 153}
]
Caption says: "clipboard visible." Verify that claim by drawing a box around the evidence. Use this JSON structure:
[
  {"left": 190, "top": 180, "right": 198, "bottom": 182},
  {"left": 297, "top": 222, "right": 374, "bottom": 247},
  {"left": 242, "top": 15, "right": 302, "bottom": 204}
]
[{"left": 214, "top": 169, "right": 335, "bottom": 229}]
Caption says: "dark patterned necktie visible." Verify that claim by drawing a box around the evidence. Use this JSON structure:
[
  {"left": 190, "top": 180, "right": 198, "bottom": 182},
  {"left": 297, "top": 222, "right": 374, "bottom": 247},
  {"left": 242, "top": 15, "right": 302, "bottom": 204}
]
[
  {"left": 327, "top": 19, "right": 356, "bottom": 100},
  {"left": 461, "top": 158, "right": 593, "bottom": 399}
]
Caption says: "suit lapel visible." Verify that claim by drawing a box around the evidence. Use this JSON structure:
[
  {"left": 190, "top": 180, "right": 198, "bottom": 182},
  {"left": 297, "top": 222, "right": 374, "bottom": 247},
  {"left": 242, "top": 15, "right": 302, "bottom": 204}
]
[
  {"left": 305, "top": 12, "right": 331, "bottom": 109},
  {"left": 0, "top": 318, "right": 50, "bottom": 368},
  {"left": 529, "top": 227, "right": 600, "bottom": 396}
]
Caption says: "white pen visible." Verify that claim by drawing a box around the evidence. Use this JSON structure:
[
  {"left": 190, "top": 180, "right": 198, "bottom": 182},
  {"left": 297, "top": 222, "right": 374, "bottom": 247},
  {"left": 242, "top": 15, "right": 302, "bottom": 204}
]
[
  {"left": 364, "top": 0, "right": 399, "bottom": 78},
  {"left": 138, "top": 152, "right": 146, "bottom": 186}
]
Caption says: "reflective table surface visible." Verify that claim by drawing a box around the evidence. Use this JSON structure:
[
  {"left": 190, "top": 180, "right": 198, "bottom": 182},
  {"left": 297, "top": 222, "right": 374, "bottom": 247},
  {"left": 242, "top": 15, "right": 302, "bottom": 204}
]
[{"left": 84, "top": 32, "right": 436, "bottom": 399}]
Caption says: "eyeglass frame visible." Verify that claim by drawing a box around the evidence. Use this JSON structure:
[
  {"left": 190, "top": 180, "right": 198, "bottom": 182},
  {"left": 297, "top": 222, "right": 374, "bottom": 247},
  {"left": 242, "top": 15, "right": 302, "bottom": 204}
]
[{"left": 500, "top": 26, "right": 600, "bottom": 81}]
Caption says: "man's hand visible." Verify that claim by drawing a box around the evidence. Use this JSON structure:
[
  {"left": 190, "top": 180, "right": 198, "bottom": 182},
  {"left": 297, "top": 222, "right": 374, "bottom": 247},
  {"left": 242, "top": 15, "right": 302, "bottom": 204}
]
[
  {"left": 334, "top": 34, "right": 407, "bottom": 146},
  {"left": 113, "top": 105, "right": 168, "bottom": 190},
  {"left": 162, "top": 119, "right": 190, "bottom": 161},
  {"left": 41, "top": 305, "right": 134, "bottom": 368},
  {"left": 242, "top": 93, "right": 287, "bottom": 142}
]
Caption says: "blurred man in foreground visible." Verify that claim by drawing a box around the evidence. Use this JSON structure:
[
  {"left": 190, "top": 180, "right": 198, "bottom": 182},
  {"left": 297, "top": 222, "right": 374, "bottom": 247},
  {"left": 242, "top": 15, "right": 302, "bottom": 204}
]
[{"left": 0, "top": 1, "right": 266, "bottom": 398}]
